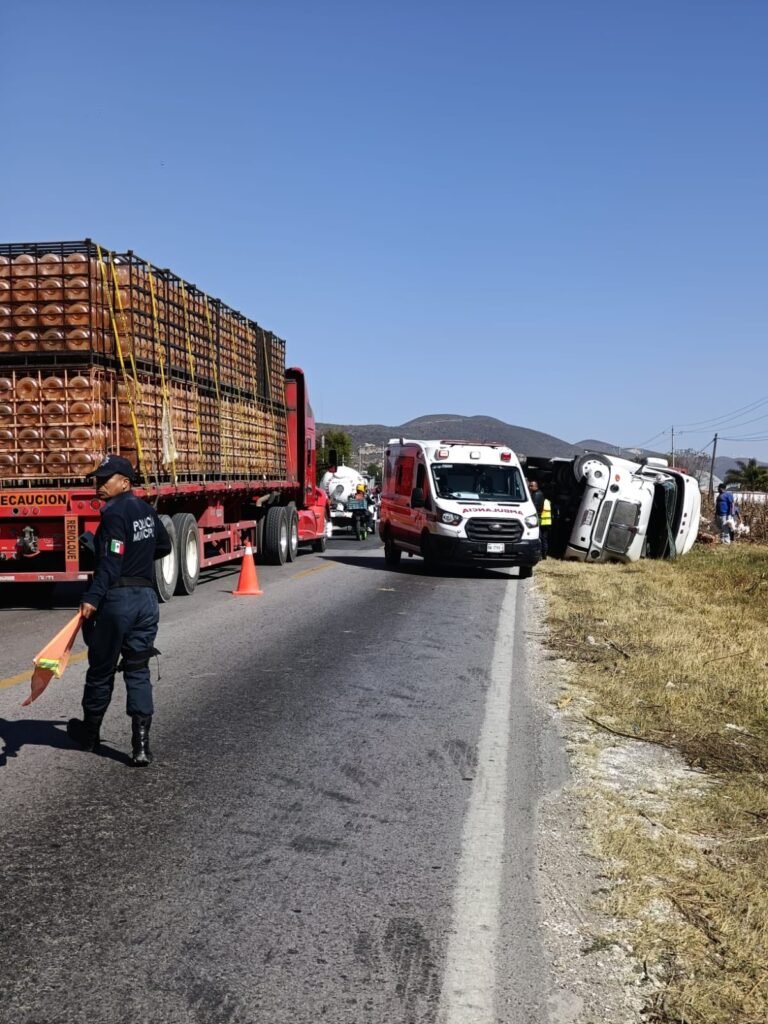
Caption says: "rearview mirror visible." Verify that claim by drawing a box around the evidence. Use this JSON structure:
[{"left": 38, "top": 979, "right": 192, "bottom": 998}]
[{"left": 411, "top": 487, "right": 425, "bottom": 509}]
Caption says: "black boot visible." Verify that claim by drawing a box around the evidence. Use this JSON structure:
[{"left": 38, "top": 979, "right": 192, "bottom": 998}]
[
  {"left": 131, "top": 715, "right": 153, "bottom": 767},
  {"left": 66, "top": 713, "right": 103, "bottom": 753}
]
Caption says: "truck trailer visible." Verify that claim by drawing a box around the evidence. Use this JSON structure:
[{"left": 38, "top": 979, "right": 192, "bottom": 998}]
[{"left": 0, "top": 240, "right": 328, "bottom": 599}]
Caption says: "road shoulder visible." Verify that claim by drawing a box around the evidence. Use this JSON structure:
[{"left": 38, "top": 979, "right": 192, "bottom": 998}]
[{"left": 527, "top": 583, "right": 648, "bottom": 1024}]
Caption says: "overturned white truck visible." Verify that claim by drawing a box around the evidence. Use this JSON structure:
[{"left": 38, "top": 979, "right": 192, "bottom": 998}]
[{"left": 525, "top": 453, "right": 701, "bottom": 563}]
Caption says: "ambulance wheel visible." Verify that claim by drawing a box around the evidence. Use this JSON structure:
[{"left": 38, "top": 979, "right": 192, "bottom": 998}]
[
  {"left": 519, "top": 565, "right": 533, "bottom": 579},
  {"left": 154, "top": 515, "right": 178, "bottom": 603},
  {"left": 384, "top": 535, "right": 401, "bottom": 567},
  {"left": 421, "top": 533, "right": 438, "bottom": 565},
  {"left": 173, "top": 512, "right": 200, "bottom": 595},
  {"left": 312, "top": 534, "right": 327, "bottom": 553},
  {"left": 264, "top": 506, "right": 288, "bottom": 565},
  {"left": 286, "top": 505, "right": 299, "bottom": 562}
]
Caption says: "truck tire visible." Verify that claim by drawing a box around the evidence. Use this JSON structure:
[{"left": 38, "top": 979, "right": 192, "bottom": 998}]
[
  {"left": 154, "top": 514, "right": 178, "bottom": 603},
  {"left": 286, "top": 505, "right": 299, "bottom": 562},
  {"left": 173, "top": 512, "right": 200, "bottom": 595},
  {"left": 518, "top": 565, "right": 533, "bottom": 579},
  {"left": 384, "top": 534, "right": 401, "bottom": 567},
  {"left": 312, "top": 534, "right": 327, "bottom": 553},
  {"left": 263, "top": 506, "right": 288, "bottom": 565}
]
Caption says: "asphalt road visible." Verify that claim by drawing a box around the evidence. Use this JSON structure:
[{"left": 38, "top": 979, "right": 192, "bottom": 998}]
[{"left": 0, "top": 535, "right": 566, "bottom": 1024}]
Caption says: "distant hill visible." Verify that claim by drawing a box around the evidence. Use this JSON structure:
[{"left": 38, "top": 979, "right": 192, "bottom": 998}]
[
  {"left": 714, "top": 455, "right": 768, "bottom": 481},
  {"left": 318, "top": 414, "right": 582, "bottom": 458},
  {"left": 317, "top": 416, "right": 766, "bottom": 474},
  {"left": 575, "top": 438, "right": 667, "bottom": 462}
]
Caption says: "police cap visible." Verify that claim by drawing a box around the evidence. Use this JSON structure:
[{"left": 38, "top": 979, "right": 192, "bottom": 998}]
[{"left": 88, "top": 454, "right": 137, "bottom": 482}]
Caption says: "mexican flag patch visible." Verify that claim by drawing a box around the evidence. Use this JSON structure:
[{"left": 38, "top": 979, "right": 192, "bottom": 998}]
[{"left": 109, "top": 539, "right": 125, "bottom": 555}]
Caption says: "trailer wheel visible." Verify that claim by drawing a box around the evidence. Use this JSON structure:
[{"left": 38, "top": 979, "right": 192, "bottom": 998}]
[
  {"left": 173, "top": 512, "right": 200, "bottom": 595},
  {"left": 154, "top": 515, "right": 178, "bottom": 603},
  {"left": 384, "top": 534, "right": 401, "bottom": 567},
  {"left": 286, "top": 505, "right": 299, "bottom": 562},
  {"left": 263, "top": 506, "right": 288, "bottom": 565}
]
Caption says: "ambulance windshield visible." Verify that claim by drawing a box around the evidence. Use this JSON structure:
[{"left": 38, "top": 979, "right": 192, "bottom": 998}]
[{"left": 431, "top": 463, "right": 527, "bottom": 502}]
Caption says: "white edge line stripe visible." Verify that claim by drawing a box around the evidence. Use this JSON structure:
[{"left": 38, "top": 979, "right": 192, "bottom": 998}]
[{"left": 438, "top": 578, "right": 517, "bottom": 1023}]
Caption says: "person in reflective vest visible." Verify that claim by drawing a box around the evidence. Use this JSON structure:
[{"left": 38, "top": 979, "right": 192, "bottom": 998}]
[{"left": 528, "top": 479, "right": 552, "bottom": 559}]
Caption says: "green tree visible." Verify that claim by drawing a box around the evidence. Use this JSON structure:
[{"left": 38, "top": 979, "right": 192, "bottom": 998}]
[
  {"left": 724, "top": 458, "right": 768, "bottom": 491},
  {"left": 317, "top": 429, "right": 353, "bottom": 477},
  {"left": 366, "top": 463, "right": 381, "bottom": 485}
]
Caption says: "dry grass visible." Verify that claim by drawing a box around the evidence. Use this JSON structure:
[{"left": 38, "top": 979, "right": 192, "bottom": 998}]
[{"left": 538, "top": 546, "right": 768, "bottom": 1024}]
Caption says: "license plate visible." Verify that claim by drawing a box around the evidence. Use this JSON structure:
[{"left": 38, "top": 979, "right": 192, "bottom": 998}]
[{"left": 486, "top": 542, "right": 505, "bottom": 553}]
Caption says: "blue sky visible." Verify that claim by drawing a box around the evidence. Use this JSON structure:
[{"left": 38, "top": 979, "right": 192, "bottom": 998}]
[{"left": 2, "top": 1, "right": 767, "bottom": 460}]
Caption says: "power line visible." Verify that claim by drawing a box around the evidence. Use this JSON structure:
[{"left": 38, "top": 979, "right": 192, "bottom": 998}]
[
  {"left": 679, "top": 410, "right": 768, "bottom": 437},
  {"left": 619, "top": 394, "right": 768, "bottom": 456},
  {"left": 630, "top": 427, "right": 670, "bottom": 449},
  {"left": 676, "top": 394, "right": 768, "bottom": 431}
]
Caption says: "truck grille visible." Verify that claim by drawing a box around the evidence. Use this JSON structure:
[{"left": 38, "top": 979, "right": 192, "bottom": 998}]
[
  {"left": 605, "top": 500, "right": 641, "bottom": 554},
  {"left": 465, "top": 518, "right": 523, "bottom": 543},
  {"left": 593, "top": 501, "right": 614, "bottom": 545}
]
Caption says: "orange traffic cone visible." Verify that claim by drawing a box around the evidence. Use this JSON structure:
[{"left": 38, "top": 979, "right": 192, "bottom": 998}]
[
  {"left": 232, "top": 543, "right": 263, "bottom": 596},
  {"left": 22, "top": 611, "right": 83, "bottom": 706}
]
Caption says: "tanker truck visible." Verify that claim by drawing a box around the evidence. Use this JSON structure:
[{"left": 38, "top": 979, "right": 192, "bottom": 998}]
[
  {"left": 320, "top": 464, "right": 369, "bottom": 534},
  {"left": 0, "top": 239, "right": 328, "bottom": 600}
]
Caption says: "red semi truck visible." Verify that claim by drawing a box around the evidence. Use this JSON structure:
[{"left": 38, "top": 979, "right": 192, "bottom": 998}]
[
  {"left": 0, "top": 366, "right": 329, "bottom": 600},
  {"left": 0, "top": 240, "right": 328, "bottom": 600}
]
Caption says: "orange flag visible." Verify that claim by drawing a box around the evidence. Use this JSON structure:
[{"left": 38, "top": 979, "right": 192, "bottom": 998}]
[{"left": 22, "top": 613, "right": 84, "bottom": 707}]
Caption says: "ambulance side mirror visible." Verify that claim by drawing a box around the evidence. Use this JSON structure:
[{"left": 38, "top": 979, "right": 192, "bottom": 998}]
[{"left": 411, "top": 487, "right": 426, "bottom": 508}]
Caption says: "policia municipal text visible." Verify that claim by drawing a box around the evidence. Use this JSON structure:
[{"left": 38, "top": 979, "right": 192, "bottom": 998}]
[{"left": 67, "top": 455, "right": 172, "bottom": 766}]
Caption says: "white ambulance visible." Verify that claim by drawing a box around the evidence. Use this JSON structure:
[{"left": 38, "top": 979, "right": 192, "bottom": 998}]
[{"left": 378, "top": 439, "right": 541, "bottom": 575}]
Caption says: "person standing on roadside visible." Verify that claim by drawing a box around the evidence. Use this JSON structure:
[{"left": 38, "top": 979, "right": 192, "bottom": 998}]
[
  {"left": 714, "top": 483, "right": 737, "bottom": 545},
  {"left": 67, "top": 455, "right": 172, "bottom": 766},
  {"left": 528, "top": 479, "right": 552, "bottom": 559}
]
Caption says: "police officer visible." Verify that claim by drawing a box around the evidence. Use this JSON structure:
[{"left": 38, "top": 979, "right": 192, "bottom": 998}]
[{"left": 67, "top": 455, "right": 172, "bottom": 766}]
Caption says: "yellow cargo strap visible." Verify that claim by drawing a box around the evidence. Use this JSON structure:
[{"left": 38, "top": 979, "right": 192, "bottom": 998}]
[
  {"left": 246, "top": 319, "right": 259, "bottom": 479},
  {"left": 96, "top": 245, "right": 145, "bottom": 473},
  {"left": 180, "top": 282, "right": 204, "bottom": 478},
  {"left": 261, "top": 329, "right": 279, "bottom": 477},
  {"left": 109, "top": 253, "right": 158, "bottom": 487},
  {"left": 147, "top": 265, "right": 178, "bottom": 485},
  {"left": 203, "top": 295, "right": 225, "bottom": 476}
]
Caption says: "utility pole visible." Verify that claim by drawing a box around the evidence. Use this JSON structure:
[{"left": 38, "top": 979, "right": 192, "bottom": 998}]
[
  {"left": 671, "top": 426, "right": 675, "bottom": 467},
  {"left": 708, "top": 433, "right": 718, "bottom": 499}
]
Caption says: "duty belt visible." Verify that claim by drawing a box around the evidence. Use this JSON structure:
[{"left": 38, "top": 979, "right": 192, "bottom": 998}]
[{"left": 113, "top": 576, "right": 155, "bottom": 589}]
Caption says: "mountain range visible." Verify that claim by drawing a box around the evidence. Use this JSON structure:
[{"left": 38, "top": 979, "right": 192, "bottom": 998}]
[{"left": 316, "top": 413, "right": 750, "bottom": 481}]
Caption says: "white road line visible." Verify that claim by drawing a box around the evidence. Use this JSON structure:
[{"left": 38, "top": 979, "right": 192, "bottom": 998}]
[{"left": 438, "top": 579, "right": 518, "bottom": 1024}]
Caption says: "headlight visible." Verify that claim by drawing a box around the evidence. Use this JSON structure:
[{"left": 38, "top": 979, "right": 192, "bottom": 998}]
[
  {"left": 441, "top": 511, "right": 463, "bottom": 526},
  {"left": 524, "top": 513, "right": 539, "bottom": 527}
]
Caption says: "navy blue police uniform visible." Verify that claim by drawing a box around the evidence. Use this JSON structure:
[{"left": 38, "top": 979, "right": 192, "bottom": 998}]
[{"left": 68, "top": 455, "right": 171, "bottom": 764}]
